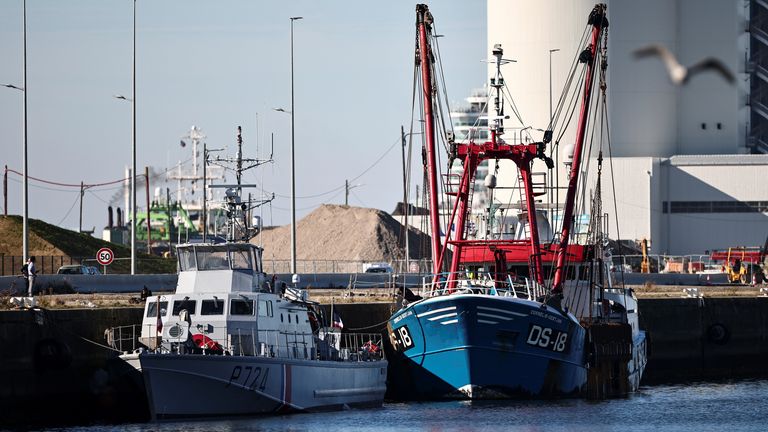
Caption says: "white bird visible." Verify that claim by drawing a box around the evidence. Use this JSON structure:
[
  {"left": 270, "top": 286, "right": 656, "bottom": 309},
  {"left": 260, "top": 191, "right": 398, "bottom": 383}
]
[{"left": 633, "top": 44, "right": 735, "bottom": 85}]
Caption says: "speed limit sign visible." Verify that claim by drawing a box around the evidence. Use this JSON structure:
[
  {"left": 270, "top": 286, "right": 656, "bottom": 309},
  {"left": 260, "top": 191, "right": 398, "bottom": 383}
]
[{"left": 96, "top": 247, "right": 114, "bottom": 266}]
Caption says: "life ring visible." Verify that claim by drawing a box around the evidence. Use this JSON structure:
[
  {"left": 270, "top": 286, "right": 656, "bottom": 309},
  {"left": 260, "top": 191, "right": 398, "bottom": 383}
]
[{"left": 192, "top": 333, "right": 221, "bottom": 351}]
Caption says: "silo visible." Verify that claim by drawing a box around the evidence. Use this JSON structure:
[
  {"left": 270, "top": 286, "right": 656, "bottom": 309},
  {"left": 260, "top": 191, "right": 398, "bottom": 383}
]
[{"left": 487, "top": 0, "right": 604, "bottom": 216}]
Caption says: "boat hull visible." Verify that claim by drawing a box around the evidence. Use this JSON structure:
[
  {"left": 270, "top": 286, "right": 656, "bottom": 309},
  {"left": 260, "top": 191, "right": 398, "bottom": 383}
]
[
  {"left": 385, "top": 294, "right": 587, "bottom": 400},
  {"left": 123, "top": 353, "right": 387, "bottom": 419}
]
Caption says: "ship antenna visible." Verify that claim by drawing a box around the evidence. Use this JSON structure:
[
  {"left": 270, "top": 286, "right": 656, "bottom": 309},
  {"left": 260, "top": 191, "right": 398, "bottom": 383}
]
[
  {"left": 489, "top": 44, "right": 514, "bottom": 144},
  {"left": 236, "top": 126, "right": 243, "bottom": 193}
]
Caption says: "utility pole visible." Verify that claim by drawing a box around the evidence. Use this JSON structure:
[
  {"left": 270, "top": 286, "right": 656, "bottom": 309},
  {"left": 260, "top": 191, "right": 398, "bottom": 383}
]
[
  {"left": 345, "top": 179, "right": 349, "bottom": 206},
  {"left": 79, "top": 181, "right": 85, "bottom": 233},
  {"left": 145, "top": 166, "right": 152, "bottom": 255},
  {"left": 3, "top": 165, "right": 7, "bottom": 216}
]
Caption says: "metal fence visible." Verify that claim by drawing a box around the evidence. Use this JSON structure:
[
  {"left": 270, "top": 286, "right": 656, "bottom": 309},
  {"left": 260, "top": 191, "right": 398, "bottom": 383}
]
[
  {"left": 0, "top": 256, "right": 83, "bottom": 276},
  {"left": 610, "top": 254, "right": 725, "bottom": 274},
  {"left": 263, "top": 259, "right": 434, "bottom": 275},
  {"left": 0, "top": 256, "right": 173, "bottom": 276},
  {"left": 6, "top": 253, "right": 738, "bottom": 277}
]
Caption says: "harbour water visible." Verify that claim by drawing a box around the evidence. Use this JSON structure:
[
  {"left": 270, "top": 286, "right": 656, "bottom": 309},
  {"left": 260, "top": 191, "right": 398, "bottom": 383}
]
[{"left": 34, "top": 379, "right": 768, "bottom": 432}]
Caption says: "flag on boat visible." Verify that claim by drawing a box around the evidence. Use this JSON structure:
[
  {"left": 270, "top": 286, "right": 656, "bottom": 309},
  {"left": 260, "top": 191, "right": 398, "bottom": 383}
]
[{"left": 332, "top": 310, "right": 344, "bottom": 329}]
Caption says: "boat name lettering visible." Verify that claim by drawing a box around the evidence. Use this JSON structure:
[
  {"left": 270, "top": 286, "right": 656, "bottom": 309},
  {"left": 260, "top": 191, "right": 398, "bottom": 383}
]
[
  {"left": 226, "top": 365, "right": 269, "bottom": 392},
  {"left": 526, "top": 324, "right": 569, "bottom": 353},
  {"left": 393, "top": 310, "right": 413, "bottom": 324},
  {"left": 530, "top": 309, "right": 563, "bottom": 324}
]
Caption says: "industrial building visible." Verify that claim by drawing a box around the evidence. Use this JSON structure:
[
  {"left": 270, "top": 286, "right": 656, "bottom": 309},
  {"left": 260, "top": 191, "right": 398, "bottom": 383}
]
[{"left": 487, "top": 0, "right": 768, "bottom": 255}]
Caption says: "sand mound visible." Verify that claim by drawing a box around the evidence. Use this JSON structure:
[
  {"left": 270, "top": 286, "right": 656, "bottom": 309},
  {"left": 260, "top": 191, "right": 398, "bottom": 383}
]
[{"left": 254, "top": 205, "right": 431, "bottom": 262}]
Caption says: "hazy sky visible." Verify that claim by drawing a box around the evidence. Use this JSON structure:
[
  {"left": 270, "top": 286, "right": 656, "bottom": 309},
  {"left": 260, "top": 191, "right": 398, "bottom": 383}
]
[{"left": 0, "top": 0, "right": 486, "bottom": 233}]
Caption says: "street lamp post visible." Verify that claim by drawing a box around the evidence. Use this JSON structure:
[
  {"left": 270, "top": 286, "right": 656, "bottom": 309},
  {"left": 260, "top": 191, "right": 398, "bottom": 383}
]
[
  {"left": 289, "top": 16, "right": 302, "bottom": 277},
  {"left": 22, "top": 0, "right": 28, "bottom": 266},
  {"left": 3, "top": 0, "right": 30, "bottom": 279},
  {"left": 548, "top": 48, "right": 560, "bottom": 224},
  {"left": 2, "top": 81, "right": 27, "bottom": 264},
  {"left": 131, "top": 0, "right": 137, "bottom": 274},
  {"left": 114, "top": 93, "right": 135, "bottom": 274}
]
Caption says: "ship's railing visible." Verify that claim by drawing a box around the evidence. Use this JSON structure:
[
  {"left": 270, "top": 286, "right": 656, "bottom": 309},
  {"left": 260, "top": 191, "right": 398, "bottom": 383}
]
[
  {"left": 105, "top": 325, "right": 384, "bottom": 362},
  {"left": 105, "top": 324, "right": 140, "bottom": 353},
  {"left": 416, "top": 272, "right": 545, "bottom": 301}
]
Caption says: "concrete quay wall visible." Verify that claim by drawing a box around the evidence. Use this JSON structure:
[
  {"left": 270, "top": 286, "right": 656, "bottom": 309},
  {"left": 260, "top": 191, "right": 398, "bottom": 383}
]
[
  {"left": 639, "top": 297, "right": 768, "bottom": 383},
  {"left": 0, "top": 307, "right": 147, "bottom": 427}
]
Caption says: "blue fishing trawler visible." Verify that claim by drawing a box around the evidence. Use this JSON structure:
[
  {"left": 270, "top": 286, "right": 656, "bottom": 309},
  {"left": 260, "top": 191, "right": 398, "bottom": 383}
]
[{"left": 385, "top": 4, "right": 613, "bottom": 400}]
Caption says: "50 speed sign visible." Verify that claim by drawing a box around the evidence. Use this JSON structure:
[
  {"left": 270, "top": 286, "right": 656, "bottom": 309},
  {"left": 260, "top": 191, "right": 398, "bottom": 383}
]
[{"left": 96, "top": 247, "right": 114, "bottom": 266}]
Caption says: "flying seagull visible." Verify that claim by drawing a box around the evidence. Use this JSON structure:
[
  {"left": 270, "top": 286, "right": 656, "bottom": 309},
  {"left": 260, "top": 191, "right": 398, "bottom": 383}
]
[{"left": 633, "top": 44, "right": 735, "bottom": 85}]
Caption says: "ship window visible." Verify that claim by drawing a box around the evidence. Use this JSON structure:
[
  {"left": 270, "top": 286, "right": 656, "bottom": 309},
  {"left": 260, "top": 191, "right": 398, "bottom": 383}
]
[
  {"left": 178, "top": 248, "right": 196, "bottom": 271},
  {"left": 172, "top": 299, "right": 197, "bottom": 316},
  {"left": 146, "top": 301, "right": 168, "bottom": 318},
  {"left": 258, "top": 300, "right": 273, "bottom": 317},
  {"left": 201, "top": 298, "right": 224, "bottom": 315},
  {"left": 231, "top": 299, "right": 254, "bottom": 315},
  {"left": 229, "top": 247, "right": 253, "bottom": 270},
  {"left": 280, "top": 314, "right": 284, "bottom": 323},
  {"left": 196, "top": 247, "right": 230, "bottom": 270}
]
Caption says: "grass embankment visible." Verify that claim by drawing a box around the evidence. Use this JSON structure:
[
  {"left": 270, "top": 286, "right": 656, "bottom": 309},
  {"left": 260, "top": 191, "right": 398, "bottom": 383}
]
[{"left": 1, "top": 215, "right": 175, "bottom": 274}]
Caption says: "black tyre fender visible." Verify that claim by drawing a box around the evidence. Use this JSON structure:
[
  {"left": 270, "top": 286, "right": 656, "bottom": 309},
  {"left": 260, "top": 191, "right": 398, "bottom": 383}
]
[{"left": 706, "top": 323, "right": 730, "bottom": 345}]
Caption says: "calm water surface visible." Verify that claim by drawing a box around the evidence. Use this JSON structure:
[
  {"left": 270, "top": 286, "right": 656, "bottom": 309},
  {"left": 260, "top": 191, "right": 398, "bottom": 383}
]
[{"left": 40, "top": 380, "right": 768, "bottom": 432}]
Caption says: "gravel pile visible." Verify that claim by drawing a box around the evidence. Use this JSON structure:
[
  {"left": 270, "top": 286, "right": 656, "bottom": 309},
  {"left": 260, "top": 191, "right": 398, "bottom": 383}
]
[{"left": 254, "top": 204, "right": 431, "bottom": 262}]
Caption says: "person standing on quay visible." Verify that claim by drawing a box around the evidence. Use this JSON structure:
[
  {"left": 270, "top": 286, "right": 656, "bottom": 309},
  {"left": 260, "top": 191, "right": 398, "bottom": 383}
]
[{"left": 27, "top": 257, "right": 37, "bottom": 296}]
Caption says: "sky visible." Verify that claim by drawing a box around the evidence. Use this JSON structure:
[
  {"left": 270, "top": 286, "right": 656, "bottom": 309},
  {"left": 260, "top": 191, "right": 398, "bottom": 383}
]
[{"left": 0, "top": 0, "right": 486, "bottom": 233}]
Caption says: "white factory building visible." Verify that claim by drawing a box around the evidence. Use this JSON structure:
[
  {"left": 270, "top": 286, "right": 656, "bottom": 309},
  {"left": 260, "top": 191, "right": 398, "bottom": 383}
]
[{"left": 487, "top": 0, "right": 768, "bottom": 255}]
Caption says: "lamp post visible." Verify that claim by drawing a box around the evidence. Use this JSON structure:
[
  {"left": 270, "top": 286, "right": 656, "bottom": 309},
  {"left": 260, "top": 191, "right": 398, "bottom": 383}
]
[
  {"left": 2, "top": 1, "right": 31, "bottom": 264},
  {"left": 289, "top": 16, "right": 302, "bottom": 276},
  {"left": 114, "top": 1, "right": 136, "bottom": 273},
  {"left": 113, "top": 94, "right": 135, "bottom": 274},
  {"left": 548, "top": 48, "right": 560, "bottom": 224},
  {"left": 2, "top": 79, "right": 27, "bottom": 264}
]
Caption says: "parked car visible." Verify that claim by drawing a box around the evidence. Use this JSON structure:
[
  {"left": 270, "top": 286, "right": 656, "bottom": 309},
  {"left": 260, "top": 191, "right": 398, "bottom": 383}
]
[
  {"left": 363, "top": 262, "right": 394, "bottom": 274},
  {"left": 57, "top": 265, "right": 100, "bottom": 275}
]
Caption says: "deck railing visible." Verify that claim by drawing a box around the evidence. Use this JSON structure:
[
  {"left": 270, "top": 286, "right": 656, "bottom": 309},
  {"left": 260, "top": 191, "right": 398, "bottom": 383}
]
[
  {"left": 411, "top": 271, "right": 544, "bottom": 301},
  {"left": 105, "top": 324, "right": 385, "bottom": 362}
]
